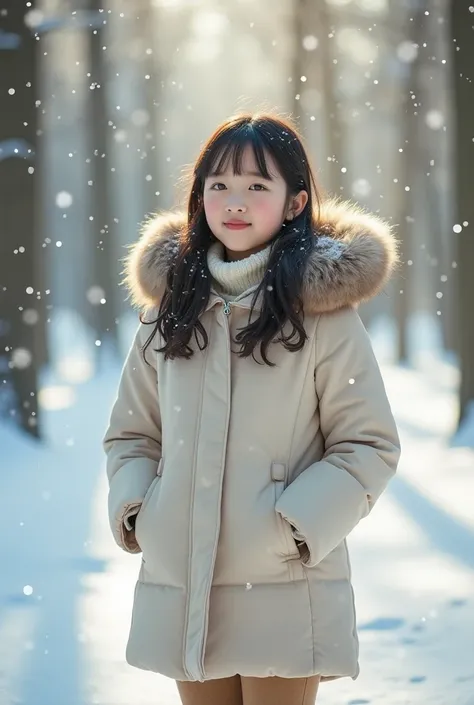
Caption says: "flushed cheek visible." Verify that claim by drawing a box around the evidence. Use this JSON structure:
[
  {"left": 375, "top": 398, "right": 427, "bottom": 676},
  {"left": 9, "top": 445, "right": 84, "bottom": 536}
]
[
  {"left": 253, "top": 199, "right": 283, "bottom": 230},
  {"left": 203, "top": 194, "right": 221, "bottom": 222}
]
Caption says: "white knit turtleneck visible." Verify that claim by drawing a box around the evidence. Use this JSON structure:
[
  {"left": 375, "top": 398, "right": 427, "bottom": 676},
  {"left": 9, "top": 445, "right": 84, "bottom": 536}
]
[{"left": 207, "top": 241, "right": 271, "bottom": 300}]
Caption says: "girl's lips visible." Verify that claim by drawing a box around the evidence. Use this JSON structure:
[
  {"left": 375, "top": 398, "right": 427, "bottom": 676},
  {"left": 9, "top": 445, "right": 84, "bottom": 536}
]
[{"left": 224, "top": 222, "right": 251, "bottom": 230}]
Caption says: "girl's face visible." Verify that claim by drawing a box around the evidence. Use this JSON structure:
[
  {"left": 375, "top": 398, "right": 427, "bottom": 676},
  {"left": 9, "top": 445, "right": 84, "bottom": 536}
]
[{"left": 203, "top": 144, "right": 307, "bottom": 261}]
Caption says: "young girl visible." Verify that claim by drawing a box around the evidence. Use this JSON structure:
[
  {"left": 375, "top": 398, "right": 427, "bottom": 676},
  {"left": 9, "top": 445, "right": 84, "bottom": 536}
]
[{"left": 103, "top": 112, "right": 401, "bottom": 705}]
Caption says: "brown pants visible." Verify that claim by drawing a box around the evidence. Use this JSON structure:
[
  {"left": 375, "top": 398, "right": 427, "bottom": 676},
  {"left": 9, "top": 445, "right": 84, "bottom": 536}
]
[{"left": 176, "top": 674, "right": 320, "bottom": 705}]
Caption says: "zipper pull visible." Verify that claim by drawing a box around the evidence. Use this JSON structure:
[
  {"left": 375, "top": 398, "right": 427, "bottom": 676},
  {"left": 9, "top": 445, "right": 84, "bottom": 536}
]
[{"left": 223, "top": 302, "right": 231, "bottom": 315}]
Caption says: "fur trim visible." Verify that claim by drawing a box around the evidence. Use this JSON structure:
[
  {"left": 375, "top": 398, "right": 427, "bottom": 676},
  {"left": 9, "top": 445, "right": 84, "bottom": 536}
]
[
  {"left": 122, "top": 211, "right": 183, "bottom": 311},
  {"left": 302, "top": 198, "right": 399, "bottom": 313},
  {"left": 122, "top": 199, "right": 399, "bottom": 315}
]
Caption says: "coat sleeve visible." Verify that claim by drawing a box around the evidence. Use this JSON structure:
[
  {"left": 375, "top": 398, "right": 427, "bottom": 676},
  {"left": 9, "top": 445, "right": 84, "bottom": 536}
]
[
  {"left": 103, "top": 321, "right": 162, "bottom": 553},
  {"left": 275, "top": 306, "right": 400, "bottom": 567}
]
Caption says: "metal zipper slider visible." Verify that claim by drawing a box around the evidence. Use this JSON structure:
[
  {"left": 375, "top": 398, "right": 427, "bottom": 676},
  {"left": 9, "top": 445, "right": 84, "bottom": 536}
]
[{"left": 223, "top": 302, "right": 231, "bottom": 315}]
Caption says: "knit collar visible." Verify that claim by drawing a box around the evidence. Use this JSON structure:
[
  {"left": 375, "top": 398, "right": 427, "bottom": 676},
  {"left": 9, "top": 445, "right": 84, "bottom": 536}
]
[{"left": 207, "top": 241, "right": 271, "bottom": 298}]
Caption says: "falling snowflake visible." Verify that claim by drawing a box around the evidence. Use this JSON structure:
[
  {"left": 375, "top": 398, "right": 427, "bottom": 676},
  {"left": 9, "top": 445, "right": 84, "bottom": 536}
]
[
  {"left": 86, "top": 286, "right": 106, "bottom": 305},
  {"left": 303, "top": 35, "right": 318, "bottom": 51},
  {"left": 22, "top": 309, "right": 39, "bottom": 325},
  {"left": 425, "top": 110, "right": 444, "bottom": 130},
  {"left": 114, "top": 130, "right": 127, "bottom": 143},
  {"left": 24, "top": 9, "right": 44, "bottom": 28},
  {"left": 55, "top": 191, "right": 73, "bottom": 208},
  {"left": 11, "top": 348, "right": 32, "bottom": 369},
  {"left": 397, "top": 41, "right": 418, "bottom": 63},
  {"left": 352, "top": 178, "right": 371, "bottom": 197}
]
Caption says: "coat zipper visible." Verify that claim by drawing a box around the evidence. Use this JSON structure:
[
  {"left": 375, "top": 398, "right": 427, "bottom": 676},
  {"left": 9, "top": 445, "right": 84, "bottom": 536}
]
[{"left": 197, "top": 299, "right": 232, "bottom": 678}]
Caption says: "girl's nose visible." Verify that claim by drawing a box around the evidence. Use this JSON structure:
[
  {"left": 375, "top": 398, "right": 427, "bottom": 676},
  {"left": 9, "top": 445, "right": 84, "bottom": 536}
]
[{"left": 226, "top": 203, "right": 247, "bottom": 213}]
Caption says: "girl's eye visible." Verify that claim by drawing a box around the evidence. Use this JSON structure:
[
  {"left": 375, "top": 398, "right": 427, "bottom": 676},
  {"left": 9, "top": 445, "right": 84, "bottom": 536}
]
[{"left": 209, "top": 182, "right": 267, "bottom": 191}]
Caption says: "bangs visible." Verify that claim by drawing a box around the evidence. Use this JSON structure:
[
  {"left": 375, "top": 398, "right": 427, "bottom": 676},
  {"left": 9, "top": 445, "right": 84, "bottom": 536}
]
[{"left": 199, "top": 127, "right": 274, "bottom": 181}]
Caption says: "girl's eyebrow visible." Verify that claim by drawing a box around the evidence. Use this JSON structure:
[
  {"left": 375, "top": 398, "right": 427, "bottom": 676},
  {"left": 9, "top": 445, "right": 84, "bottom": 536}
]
[{"left": 208, "top": 170, "right": 274, "bottom": 181}]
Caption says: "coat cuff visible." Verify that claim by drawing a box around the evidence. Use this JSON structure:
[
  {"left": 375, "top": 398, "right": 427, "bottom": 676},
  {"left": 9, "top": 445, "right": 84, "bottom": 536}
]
[
  {"left": 108, "top": 458, "right": 159, "bottom": 553},
  {"left": 290, "top": 525, "right": 306, "bottom": 543},
  {"left": 275, "top": 461, "right": 369, "bottom": 567},
  {"left": 123, "top": 504, "right": 141, "bottom": 531}
]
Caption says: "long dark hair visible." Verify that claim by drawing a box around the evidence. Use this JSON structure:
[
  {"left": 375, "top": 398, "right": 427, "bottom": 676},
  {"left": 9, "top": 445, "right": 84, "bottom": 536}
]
[{"left": 143, "top": 112, "right": 321, "bottom": 366}]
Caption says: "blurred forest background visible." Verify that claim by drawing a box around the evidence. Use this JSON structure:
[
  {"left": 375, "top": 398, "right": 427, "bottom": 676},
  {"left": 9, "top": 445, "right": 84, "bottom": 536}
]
[{"left": 1, "top": 0, "right": 473, "bottom": 441}]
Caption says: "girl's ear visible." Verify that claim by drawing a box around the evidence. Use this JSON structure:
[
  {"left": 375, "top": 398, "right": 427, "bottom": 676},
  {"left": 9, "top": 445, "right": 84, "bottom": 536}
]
[{"left": 286, "top": 190, "right": 309, "bottom": 220}]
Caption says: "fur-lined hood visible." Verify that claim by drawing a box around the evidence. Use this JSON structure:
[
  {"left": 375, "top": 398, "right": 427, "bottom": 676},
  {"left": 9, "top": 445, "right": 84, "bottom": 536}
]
[{"left": 123, "top": 199, "right": 399, "bottom": 314}]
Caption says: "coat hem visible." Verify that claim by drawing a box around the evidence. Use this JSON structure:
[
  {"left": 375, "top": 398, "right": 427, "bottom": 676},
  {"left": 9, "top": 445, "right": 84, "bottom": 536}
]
[
  {"left": 126, "top": 579, "right": 359, "bottom": 683},
  {"left": 126, "top": 656, "right": 360, "bottom": 684}
]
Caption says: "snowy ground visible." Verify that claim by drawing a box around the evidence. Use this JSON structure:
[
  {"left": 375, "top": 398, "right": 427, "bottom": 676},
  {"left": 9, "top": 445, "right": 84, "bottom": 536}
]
[{"left": 1, "top": 331, "right": 473, "bottom": 705}]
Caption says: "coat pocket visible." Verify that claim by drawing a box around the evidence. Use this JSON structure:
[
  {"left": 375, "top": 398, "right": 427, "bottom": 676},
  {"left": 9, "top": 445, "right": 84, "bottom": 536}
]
[
  {"left": 271, "top": 462, "right": 304, "bottom": 581},
  {"left": 135, "top": 457, "right": 164, "bottom": 552}
]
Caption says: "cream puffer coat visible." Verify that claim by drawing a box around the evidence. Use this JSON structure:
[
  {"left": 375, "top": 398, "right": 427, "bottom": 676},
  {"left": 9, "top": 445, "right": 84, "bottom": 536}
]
[{"left": 103, "top": 199, "right": 401, "bottom": 683}]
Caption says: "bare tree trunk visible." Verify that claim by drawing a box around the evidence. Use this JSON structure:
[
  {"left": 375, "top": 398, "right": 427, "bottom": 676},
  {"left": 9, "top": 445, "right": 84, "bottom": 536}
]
[
  {"left": 291, "top": 0, "right": 305, "bottom": 129},
  {"left": 104, "top": 0, "right": 161, "bottom": 346},
  {"left": 418, "top": 0, "right": 456, "bottom": 353},
  {"left": 393, "top": 3, "right": 427, "bottom": 363},
  {"left": 291, "top": 0, "right": 344, "bottom": 197},
  {"left": 0, "top": 0, "right": 41, "bottom": 437},
  {"left": 315, "top": 1, "right": 344, "bottom": 196},
  {"left": 450, "top": 0, "right": 474, "bottom": 425},
  {"left": 88, "top": 0, "right": 117, "bottom": 346},
  {"left": 138, "top": 0, "right": 161, "bottom": 218}
]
